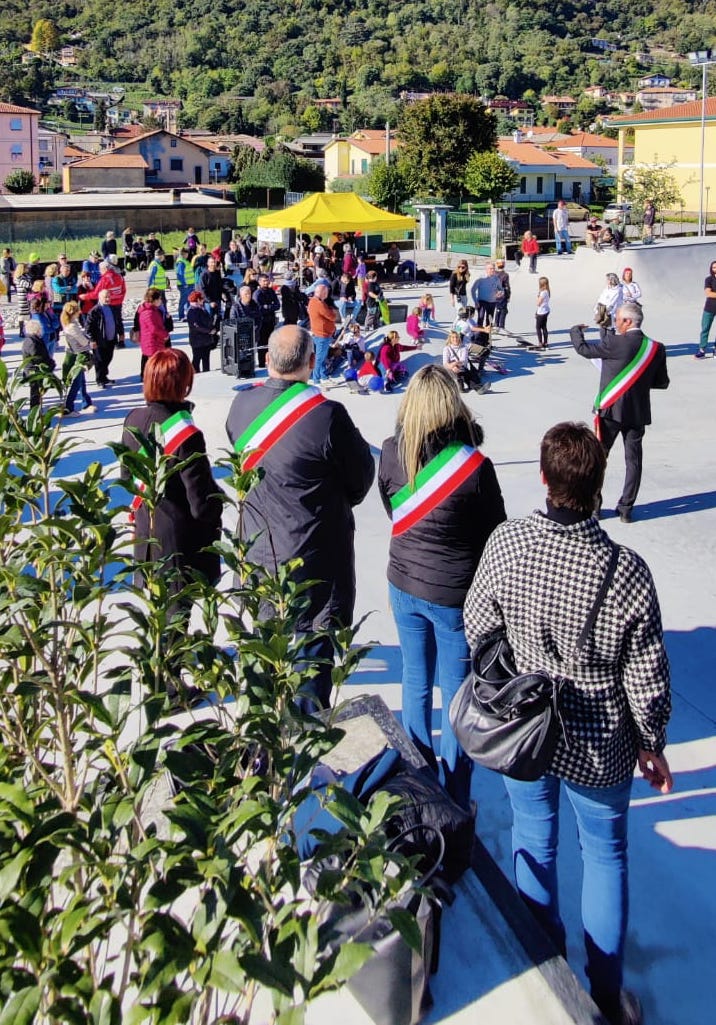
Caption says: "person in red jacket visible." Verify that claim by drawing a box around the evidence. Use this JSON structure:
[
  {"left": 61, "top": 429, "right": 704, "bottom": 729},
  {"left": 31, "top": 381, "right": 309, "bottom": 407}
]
[
  {"left": 521, "top": 231, "right": 539, "bottom": 274},
  {"left": 137, "top": 288, "right": 170, "bottom": 379},
  {"left": 86, "top": 257, "right": 127, "bottom": 346}
]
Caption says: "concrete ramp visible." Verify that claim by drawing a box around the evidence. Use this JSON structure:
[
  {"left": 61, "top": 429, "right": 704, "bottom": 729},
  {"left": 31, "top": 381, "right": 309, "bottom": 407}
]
[{"left": 565, "top": 238, "right": 716, "bottom": 332}]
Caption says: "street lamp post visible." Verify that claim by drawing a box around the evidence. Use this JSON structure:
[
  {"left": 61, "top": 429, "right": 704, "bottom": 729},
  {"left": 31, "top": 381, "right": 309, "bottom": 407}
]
[{"left": 688, "top": 49, "right": 715, "bottom": 236}]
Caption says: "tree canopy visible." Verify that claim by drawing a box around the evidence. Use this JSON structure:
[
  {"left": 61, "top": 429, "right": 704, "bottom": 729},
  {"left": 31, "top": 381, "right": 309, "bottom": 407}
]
[
  {"left": 0, "top": 0, "right": 713, "bottom": 132},
  {"left": 397, "top": 94, "right": 497, "bottom": 200},
  {"left": 464, "top": 151, "right": 519, "bottom": 202}
]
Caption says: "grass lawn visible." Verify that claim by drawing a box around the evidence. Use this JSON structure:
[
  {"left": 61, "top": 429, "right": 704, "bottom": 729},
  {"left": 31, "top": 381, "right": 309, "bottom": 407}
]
[{"left": 1, "top": 209, "right": 267, "bottom": 265}]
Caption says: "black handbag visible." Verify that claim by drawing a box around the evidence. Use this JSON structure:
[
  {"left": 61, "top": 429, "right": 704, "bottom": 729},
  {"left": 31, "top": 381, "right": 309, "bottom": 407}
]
[
  {"left": 450, "top": 543, "right": 619, "bottom": 781},
  {"left": 320, "top": 826, "right": 446, "bottom": 1025}
]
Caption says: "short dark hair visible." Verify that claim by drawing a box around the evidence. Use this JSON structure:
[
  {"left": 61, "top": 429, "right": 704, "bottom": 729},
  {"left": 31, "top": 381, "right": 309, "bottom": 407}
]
[
  {"left": 143, "top": 349, "right": 194, "bottom": 403},
  {"left": 540, "top": 422, "right": 606, "bottom": 514},
  {"left": 144, "top": 287, "right": 163, "bottom": 303}
]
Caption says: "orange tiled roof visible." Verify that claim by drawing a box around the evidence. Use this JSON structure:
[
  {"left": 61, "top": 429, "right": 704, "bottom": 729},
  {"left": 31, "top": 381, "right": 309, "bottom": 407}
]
[
  {"left": 71, "top": 154, "right": 148, "bottom": 168},
  {"left": 608, "top": 98, "right": 716, "bottom": 123},
  {"left": 498, "top": 140, "right": 562, "bottom": 165},
  {"left": 566, "top": 132, "right": 618, "bottom": 147},
  {"left": 0, "top": 102, "right": 40, "bottom": 115}
]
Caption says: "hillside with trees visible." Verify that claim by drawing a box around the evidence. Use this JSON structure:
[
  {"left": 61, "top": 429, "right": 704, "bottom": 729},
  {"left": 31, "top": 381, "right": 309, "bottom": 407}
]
[{"left": 0, "top": 0, "right": 714, "bottom": 133}]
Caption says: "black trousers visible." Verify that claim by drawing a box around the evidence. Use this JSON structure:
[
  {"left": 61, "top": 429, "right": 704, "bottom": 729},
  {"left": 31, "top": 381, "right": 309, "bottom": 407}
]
[
  {"left": 95, "top": 340, "right": 115, "bottom": 384},
  {"left": 477, "top": 300, "right": 495, "bottom": 326},
  {"left": 599, "top": 419, "right": 645, "bottom": 514}
]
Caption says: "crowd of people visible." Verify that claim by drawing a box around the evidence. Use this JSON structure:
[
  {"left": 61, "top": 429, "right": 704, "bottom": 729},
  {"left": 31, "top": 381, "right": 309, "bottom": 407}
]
[
  {"left": 124, "top": 306, "right": 672, "bottom": 1025},
  {"left": 0, "top": 213, "right": 686, "bottom": 1025}
]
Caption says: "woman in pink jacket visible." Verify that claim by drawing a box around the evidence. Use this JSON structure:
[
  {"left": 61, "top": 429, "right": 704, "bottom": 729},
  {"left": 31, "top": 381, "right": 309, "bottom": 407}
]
[{"left": 137, "top": 287, "right": 170, "bottom": 379}]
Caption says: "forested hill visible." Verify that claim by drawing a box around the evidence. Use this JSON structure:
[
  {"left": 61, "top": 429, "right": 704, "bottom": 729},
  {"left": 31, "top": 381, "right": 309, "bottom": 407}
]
[{"left": 0, "top": 0, "right": 714, "bottom": 132}]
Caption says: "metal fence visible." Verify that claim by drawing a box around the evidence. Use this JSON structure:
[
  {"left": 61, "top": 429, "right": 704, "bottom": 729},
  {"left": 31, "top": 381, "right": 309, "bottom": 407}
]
[{"left": 445, "top": 211, "right": 491, "bottom": 256}]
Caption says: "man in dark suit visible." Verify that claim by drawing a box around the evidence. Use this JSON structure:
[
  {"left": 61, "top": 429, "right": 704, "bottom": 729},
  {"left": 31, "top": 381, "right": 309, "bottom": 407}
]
[
  {"left": 571, "top": 302, "right": 669, "bottom": 523},
  {"left": 225, "top": 324, "right": 375, "bottom": 711}
]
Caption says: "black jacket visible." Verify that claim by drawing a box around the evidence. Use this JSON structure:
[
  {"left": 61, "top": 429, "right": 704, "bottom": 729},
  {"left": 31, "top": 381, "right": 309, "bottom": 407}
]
[
  {"left": 200, "top": 268, "right": 223, "bottom": 305},
  {"left": 122, "top": 401, "right": 222, "bottom": 584},
  {"left": 571, "top": 326, "right": 669, "bottom": 427},
  {"left": 378, "top": 428, "right": 506, "bottom": 607},
  {"left": 225, "top": 378, "right": 374, "bottom": 628},
  {"left": 86, "top": 303, "right": 115, "bottom": 345},
  {"left": 187, "top": 306, "right": 214, "bottom": 350},
  {"left": 280, "top": 283, "right": 307, "bottom": 325},
  {"left": 253, "top": 285, "right": 280, "bottom": 323}
]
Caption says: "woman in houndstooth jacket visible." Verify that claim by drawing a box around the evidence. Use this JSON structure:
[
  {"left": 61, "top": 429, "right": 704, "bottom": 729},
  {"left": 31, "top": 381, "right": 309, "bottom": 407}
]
[{"left": 463, "top": 422, "right": 672, "bottom": 1025}]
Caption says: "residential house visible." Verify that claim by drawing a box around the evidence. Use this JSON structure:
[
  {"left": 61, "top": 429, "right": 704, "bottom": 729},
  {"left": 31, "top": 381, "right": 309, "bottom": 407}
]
[
  {"left": 555, "top": 131, "right": 634, "bottom": 174},
  {"left": 323, "top": 129, "right": 398, "bottom": 184},
  {"left": 37, "top": 127, "right": 70, "bottom": 182},
  {"left": 142, "top": 99, "right": 181, "bottom": 133},
  {"left": 0, "top": 102, "right": 41, "bottom": 191},
  {"left": 285, "top": 132, "right": 335, "bottom": 163},
  {"left": 107, "top": 128, "right": 214, "bottom": 186},
  {"left": 487, "top": 98, "right": 534, "bottom": 124},
  {"left": 63, "top": 153, "right": 148, "bottom": 191},
  {"left": 607, "top": 98, "right": 716, "bottom": 213},
  {"left": 584, "top": 85, "right": 610, "bottom": 100},
  {"left": 635, "top": 86, "right": 698, "bottom": 110},
  {"left": 540, "top": 96, "right": 578, "bottom": 115},
  {"left": 637, "top": 74, "right": 671, "bottom": 89},
  {"left": 498, "top": 138, "right": 601, "bottom": 202}
]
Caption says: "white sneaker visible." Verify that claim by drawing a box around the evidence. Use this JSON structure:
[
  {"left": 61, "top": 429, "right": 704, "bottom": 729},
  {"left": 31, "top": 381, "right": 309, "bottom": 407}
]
[
  {"left": 83, "top": 405, "right": 98, "bottom": 414},
  {"left": 62, "top": 409, "right": 81, "bottom": 418}
]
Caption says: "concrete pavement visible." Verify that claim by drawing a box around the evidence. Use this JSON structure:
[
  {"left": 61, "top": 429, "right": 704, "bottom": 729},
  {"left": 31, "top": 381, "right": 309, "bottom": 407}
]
[{"left": 3, "top": 241, "right": 715, "bottom": 1024}]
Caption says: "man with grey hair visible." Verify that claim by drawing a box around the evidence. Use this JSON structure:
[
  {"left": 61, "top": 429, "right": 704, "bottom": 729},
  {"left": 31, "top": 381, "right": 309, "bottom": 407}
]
[
  {"left": 225, "top": 324, "right": 374, "bottom": 710},
  {"left": 571, "top": 302, "right": 669, "bottom": 522}
]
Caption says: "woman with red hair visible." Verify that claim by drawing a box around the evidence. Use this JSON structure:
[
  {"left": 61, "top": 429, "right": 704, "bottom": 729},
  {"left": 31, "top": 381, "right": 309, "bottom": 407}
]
[{"left": 122, "top": 348, "right": 222, "bottom": 607}]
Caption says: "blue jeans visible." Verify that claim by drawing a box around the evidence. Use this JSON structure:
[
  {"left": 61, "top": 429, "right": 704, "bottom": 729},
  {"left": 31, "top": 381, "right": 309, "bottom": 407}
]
[
  {"left": 312, "top": 334, "right": 332, "bottom": 382},
  {"left": 178, "top": 285, "right": 192, "bottom": 320},
  {"left": 555, "top": 227, "right": 572, "bottom": 254},
  {"left": 64, "top": 368, "right": 92, "bottom": 412},
  {"left": 503, "top": 774, "right": 631, "bottom": 1018},
  {"left": 389, "top": 582, "right": 472, "bottom": 807},
  {"left": 338, "top": 299, "right": 355, "bottom": 323}
]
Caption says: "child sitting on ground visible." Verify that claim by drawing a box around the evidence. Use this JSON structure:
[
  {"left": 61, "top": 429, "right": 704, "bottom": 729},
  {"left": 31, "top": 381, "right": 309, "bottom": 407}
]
[
  {"left": 452, "top": 306, "right": 470, "bottom": 337},
  {"left": 347, "top": 321, "right": 366, "bottom": 368},
  {"left": 356, "top": 350, "right": 383, "bottom": 392}
]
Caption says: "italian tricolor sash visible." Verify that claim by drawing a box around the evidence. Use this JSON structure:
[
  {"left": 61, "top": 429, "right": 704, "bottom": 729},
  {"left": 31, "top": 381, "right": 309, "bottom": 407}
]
[
  {"left": 594, "top": 336, "right": 659, "bottom": 412},
  {"left": 233, "top": 381, "right": 326, "bottom": 470},
  {"left": 130, "top": 410, "right": 200, "bottom": 513},
  {"left": 390, "top": 443, "right": 485, "bottom": 537}
]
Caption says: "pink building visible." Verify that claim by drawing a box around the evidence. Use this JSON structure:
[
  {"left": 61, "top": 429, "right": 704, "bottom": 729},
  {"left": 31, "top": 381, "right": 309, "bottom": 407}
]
[{"left": 0, "top": 102, "right": 40, "bottom": 191}]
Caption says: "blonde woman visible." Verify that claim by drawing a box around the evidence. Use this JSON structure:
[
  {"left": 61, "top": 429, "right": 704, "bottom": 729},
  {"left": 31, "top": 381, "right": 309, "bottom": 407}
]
[
  {"left": 378, "top": 364, "right": 506, "bottom": 807},
  {"left": 60, "top": 301, "right": 96, "bottom": 416}
]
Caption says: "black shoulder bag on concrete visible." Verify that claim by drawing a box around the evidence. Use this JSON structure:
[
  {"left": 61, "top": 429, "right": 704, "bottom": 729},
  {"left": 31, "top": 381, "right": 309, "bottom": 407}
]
[{"left": 450, "top": 542, "right": 619, "bottom": 781}]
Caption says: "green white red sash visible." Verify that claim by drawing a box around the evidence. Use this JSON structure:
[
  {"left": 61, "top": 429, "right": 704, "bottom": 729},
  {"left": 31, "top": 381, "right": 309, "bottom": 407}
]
[
  {"left": 594, "top": 336, "right": 659, "bottom": 411},
  {"left": 129, "top": 410, "right": 200, "bottom": 513},
  {"left": 233, "top": 381, "right": 326, "bottom": 470},
  {"left": 390, "top": 443, "right": 485, "bottom": 537}
]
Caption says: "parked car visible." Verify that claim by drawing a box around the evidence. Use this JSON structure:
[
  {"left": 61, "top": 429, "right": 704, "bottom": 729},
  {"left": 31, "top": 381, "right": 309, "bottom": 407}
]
[
  {"left": 602, "top": 203, "right": 632, "bottom": 225},
  {"left": 503, "top": 210, "right": 552, "bottom": 242},
  {"left": 545, "top": 201, "right": 591, "bottom": 222}
]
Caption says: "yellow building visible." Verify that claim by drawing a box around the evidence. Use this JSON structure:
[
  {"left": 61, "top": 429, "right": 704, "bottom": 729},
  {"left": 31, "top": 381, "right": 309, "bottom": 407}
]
[
  {"left": 609, "top": 98, "right": 716, "bottom": 214},
  {"left": 323, "top": 130, "right": 399, "bottom": 185}
]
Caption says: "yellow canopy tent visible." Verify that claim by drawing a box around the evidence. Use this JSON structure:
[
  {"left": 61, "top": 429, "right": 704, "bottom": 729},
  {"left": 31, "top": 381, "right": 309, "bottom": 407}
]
[
  {"left": 257, "top": 192, "right": 417, "bottom": 283},
  {"left": 256, "top": 192, "right": 415, "bottom": 235}
]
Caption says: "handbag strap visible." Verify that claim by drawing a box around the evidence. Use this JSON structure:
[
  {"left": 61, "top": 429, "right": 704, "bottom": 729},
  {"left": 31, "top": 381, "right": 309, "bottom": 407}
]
[{"left": 572, "top": 541, "right": 620, "bottom": 660}]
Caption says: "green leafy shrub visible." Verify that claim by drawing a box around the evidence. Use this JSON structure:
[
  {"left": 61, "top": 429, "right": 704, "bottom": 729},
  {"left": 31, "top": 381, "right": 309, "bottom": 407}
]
[{"left": 0, "top": 361, "right": 417, "bottom": 1024}]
